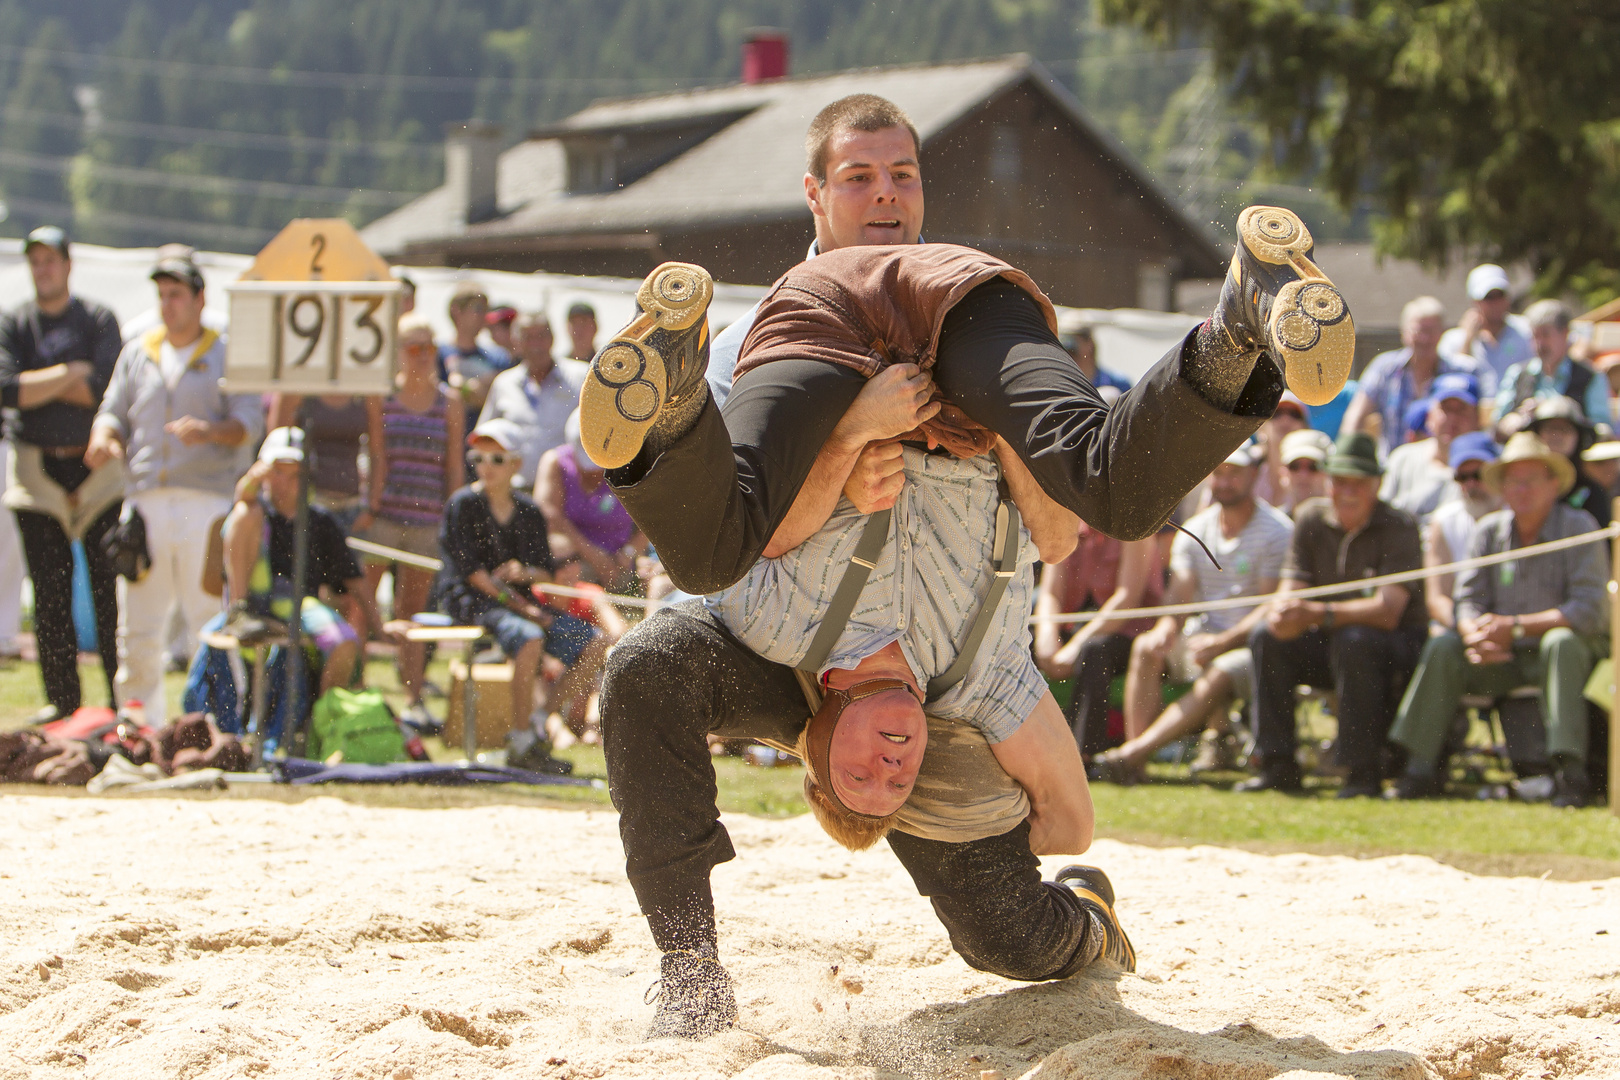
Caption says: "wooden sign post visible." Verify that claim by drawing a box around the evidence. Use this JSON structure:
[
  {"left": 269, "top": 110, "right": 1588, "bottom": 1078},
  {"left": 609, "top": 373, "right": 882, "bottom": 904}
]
[{"left": 225, "top": 220, "right": 400, "bottom": 759}]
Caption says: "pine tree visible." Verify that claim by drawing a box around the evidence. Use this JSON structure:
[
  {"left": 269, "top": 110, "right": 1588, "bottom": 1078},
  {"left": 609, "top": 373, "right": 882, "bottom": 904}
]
[{"left": 0, "top": 19, "right": 83, "bottom": 237}]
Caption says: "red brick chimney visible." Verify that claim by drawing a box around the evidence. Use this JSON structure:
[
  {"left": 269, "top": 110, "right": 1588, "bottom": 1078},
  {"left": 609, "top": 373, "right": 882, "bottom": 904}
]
[{"left": 741, "top": 29, "right": 788, "bottom": 83}]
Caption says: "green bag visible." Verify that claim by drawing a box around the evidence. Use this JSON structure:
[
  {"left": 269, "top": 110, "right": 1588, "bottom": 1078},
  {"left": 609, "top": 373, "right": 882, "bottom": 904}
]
[{"left": 308, "top": 687, "right": 407, "bottom": 764}]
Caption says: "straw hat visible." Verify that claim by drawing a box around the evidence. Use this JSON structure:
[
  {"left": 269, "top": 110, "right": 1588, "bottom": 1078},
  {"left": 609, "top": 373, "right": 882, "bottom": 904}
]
[{"left": 1482, "top": 431, "right": 1575, "bottom": 496}]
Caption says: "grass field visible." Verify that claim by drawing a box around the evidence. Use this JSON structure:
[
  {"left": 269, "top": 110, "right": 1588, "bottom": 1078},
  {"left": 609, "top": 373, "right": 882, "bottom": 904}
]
[{"left": 3, "top": 654, "right": 1618, "bottom": 880}]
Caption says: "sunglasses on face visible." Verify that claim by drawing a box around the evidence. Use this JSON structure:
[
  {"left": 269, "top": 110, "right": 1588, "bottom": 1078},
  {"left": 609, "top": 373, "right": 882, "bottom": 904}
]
[
  {"left": 1287, "top": 460, "right": 1320, "bottom": 473},
  {"left": 467, "top": 451, "right": 510, "bottom": 467},
  {"left": 1456, "top": 469, "right": 1483, "bottom": 483}
]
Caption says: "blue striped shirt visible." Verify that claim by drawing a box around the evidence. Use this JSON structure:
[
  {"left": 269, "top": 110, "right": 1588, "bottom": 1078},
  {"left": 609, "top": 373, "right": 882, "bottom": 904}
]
[{"left": 707, "top": 447, "right": 1041, "bottom": 743}]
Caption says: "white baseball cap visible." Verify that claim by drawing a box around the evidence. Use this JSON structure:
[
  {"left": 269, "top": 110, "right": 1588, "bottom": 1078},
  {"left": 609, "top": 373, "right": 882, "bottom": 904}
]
[
  {"left": 1466, "top": 264, "right": 1512, "bottom": 301},
  {"left": 467, "top": 417, "right": 524, "bottom": 455},
  {"left": 1281, "top": 428, "right": 1332, "bottom": 465},
  {"left": 258, "top": 426, "right": 305, "bottom": 464}
]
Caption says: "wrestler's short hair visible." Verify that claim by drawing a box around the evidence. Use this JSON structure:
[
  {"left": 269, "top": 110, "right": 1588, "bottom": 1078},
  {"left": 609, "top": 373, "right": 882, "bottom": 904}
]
[
  {"left": 793, "top": 726, "right": 901, "bottom": 851},
  {"left": 805, "top": 94, "right": 921, "bottom": 185}
]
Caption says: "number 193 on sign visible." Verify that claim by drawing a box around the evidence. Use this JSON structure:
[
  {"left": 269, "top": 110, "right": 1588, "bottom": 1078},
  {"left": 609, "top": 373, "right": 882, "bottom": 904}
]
[{"left": 224, "top": 280, "right": 401, "bottom": 395}]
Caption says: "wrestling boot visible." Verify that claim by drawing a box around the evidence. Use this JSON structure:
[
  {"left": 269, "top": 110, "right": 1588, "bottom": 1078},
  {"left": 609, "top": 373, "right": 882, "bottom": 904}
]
[
  {"left": 579, "top": 261, "right": 714, "bottom": 470},
  {"left": 645, "top": 947, "right": 738, "bottom": 1040},
  {"left": 1211, "top": 205, "right": 1355, "bottom": 407},
  {"left": 1054, "top": 865, "right": 1137, "bottom": 973}
]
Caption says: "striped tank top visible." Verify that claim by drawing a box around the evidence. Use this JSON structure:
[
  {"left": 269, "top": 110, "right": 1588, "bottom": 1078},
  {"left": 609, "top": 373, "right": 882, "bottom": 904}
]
[{"left": 378, "top": 388, "right": 450, "bottom": 526}]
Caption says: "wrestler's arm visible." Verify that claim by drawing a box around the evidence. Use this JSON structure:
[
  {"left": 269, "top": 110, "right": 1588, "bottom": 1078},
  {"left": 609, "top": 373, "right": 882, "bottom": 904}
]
[
  {"left": 992, "top": 436, "right": 1079, "bottom": 563},
  {"left": 990, "top": 691, "right": 1094, "bottom": 856},
  {"left": 762, "top": 363, "right": 940, "bottom": 558}
]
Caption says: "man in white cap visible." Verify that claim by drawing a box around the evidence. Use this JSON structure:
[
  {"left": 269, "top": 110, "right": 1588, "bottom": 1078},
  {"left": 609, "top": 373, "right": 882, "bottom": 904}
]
[
  {"left": 1278, "top": 428, "right": 1332, "bottom": 514},
  {"left": 1388, "top": 431, "right": 1607, "bottom": 807},
  {"left": 1439, "top": 264, "right": 1533, "bottom": 385},
  {"left": 1092, "top": 443, "right": 1294, "bottom": 782}
]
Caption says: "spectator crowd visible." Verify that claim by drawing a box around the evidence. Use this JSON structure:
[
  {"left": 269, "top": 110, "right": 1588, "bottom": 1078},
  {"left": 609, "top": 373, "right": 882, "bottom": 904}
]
[
  {"left": 0, "top": 228, "right": 1613, "bottom": 809},
  {"left": 0, "top": 226, "right": 661, "bottom": 776}
]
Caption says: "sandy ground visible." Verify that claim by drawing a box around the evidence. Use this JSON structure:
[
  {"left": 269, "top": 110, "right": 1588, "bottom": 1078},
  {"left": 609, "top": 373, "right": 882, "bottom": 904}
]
[{"left": 0, "top": 795, "right": 1616, "bottom": 1080}]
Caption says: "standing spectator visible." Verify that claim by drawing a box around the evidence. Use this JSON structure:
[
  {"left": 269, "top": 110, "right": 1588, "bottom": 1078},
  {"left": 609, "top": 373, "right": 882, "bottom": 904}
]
[
  {"left": 1060, "top": 323, "right": 1131, "bottom": 394},
  {"left": 1424, "top": 432, "right": 1501, "bottom": 630},
  {"left": 1439, "top": 264, "right": 1533, "bottom": 385},
  {"left": 1278, "top": 429, "right": 1332, "bottom": 515},
  {"left": 355, "top": 314, "right": 464, "bottom": 725},
  {"left": 475, "top": 314, "right": 582, "bottom": 488},
  {"left": 1388, "top": 432, "right": 1607, "bottom": 807},
  {"left": 1093, "top": 445, "right": 1293, "bottom": 782},
  {"left": 438, "top": 280, "right": 512, "bottom": 430},
  {"left": 534, "top": 409, "right": 645, "bottom": 594},
  {"left": 1253, "top": 393, "right": 1309, "bottom": 508},
  {"left": 1526, "top": 395, "right": 1611, "bottom": 528},
  {"left": 0, "top": 439, "right": 23, "bottom": 659},
  {"left": 87, "top": 248, "right": 262, "bottom": 724},
  {"left": 1340, "top": 297, "right": 1489, "bottom": 455},
  {"left": 267, "top": 392, "right": 383, "bottom": 534},
  {"left": 438, "top": 420, "right": 605, "bottom": 773},
  {"left": 221, "top": 429, "right": 385, "bottom": 701},
  {"left": 564, "top": 302, "right": 598, "bottom": 362},
  {"left": 1581, "top": 438, "right": 1620, "bottom": 501},
  {"left": 0, "top": 226, "right": 122, "bottom": 722},
  {"left": 485, "top": 305, "right": 518, "bottom": 355},
  {"left": 396, "top": 274, "right": 416, "bottom": 315},
  {"left": 1034, "top": 527, "right": 1166, "bottom": 757},
  {"left": 1380, "top": 373, "right": 1482, "bottom": 522},
  {"left": 1239, "top": 433, "right": 1427, "bottom": 797},
  {"left": 1495, "top": 300, "right": 1611, "bottom": 429}
]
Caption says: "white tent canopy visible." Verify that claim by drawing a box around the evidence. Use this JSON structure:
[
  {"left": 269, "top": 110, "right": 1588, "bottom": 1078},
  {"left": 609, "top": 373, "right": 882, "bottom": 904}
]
[{"left": 0, "top": 240, "right": 1195, "bottom": 381}]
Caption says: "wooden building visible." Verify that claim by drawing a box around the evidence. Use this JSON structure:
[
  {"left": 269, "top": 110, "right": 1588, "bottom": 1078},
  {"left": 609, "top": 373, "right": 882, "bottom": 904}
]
[{"left": 362, "top": 55, "right": 1226, "bottom": 309}]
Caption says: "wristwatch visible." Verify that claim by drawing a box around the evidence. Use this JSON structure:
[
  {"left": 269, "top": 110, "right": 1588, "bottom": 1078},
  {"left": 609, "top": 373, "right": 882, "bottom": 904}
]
[{"left": 1511, "top": 616, "right": 1525, "bottom": 641}]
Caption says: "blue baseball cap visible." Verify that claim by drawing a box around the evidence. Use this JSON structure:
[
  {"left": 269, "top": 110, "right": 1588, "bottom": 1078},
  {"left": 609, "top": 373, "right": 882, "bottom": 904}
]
[
  {"left": 1404, "top": 397, "right": 1433, "bottom": 438},
  {"left": 1430, "top": 372, "right": 1480, "bottom": 406},
  {"left": 1448, "top": 431, "right": 1499, "bottom": 470}
]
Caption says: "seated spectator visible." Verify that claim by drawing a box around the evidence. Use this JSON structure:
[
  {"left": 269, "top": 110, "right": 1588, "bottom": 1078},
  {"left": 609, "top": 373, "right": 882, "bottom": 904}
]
[
  {"left": 1424, "top": 432, "right": 1502, "bottom": 630},
  {"left": 1253, "top": 393, "right": 1309, "bottom": 509},
  {"left": 1061, "top": 323, "right": 1131, "bottom": 395},
  {"left": 534, "top": 409, "right": 647, "bottom": 595},
  {"left": 1581, "top": 437, "right": 1620, "bottom": 501},
  {"left": 1381, "top": 373, "right": 1482, "bottom": 522},
  {"left": 437, "top": 419, "right": 607, "bottom": 770},
  {"left": 355, "top": 314, "right": 464, "bottom": 727},
  {"left": 565, "top": 302, "right": 598, "bottom": 362},
  {"left": 1341, "top": 296, "right": 1489, "bottom": 455},
  {"left": 1495, "top": 300, "right": 1611, "bottom": 432},
  {"left": 1091, "top": 445, "right": 1292, "bottom": 782},
  {"left": 1278, "top": 429, "right": 1332, "bottom": 515},
  {"left": 476, "top": 313, "right": 581, "bottom": 488},
  {"left": 485, "top": 304, "right": 518, "bottom": 355},
  {"left": 1438, "top": 264, "right": 1531, "bottom": 386},
  {"left": 1526, "top": 395, "right": 1611, "bottom": 528},
  {"left": 1034, "top": 526, "right": 1166, "bottom": 757},
  {"left": 220, "top": 428, "right": 386, "bottom": 699},
  {"left": 1239, "top": 433, "right": 1427, "bottom": 797},
  {"left": 439, "top": 280, "right": 513, "bottom": 432},
  {"left": 1388, "top": 432, "right": 1607, "bottom": 807}
]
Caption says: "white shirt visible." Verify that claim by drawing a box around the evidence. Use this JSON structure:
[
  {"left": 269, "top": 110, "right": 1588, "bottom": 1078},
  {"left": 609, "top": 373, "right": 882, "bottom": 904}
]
[
  {"left": 475, "top": 360, "right": 585, "bottom": 486},
  {"left": 1439, "top": 313, "right": 1534, "bottom": 384},
  {"left": 1170, "top": 499, "right": 1294, "bottom": 634},
  {"left": 1380, "top": 439, "right": 1456, "bottom": 524}
]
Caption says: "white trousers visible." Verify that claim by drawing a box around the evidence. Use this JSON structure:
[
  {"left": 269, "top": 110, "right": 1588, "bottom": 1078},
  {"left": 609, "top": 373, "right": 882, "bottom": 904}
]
[
  {"left": 115, "top": 487, "right": 231, "bottom": 721},
  {"left": 0, "top": 443, "right": 25, "bottom": 649}
]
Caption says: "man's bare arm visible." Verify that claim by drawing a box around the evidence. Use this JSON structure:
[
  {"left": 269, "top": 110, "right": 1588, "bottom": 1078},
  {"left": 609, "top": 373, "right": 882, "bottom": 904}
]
[
  {"left": 990, "top": 691, "right": 1094, "bottom": 856},
  {"left": 992, "top": 437, "right": 1079, "bottom": 563},
  {"left": 762, "top": 364, "right": 940, "bottom": 558}
]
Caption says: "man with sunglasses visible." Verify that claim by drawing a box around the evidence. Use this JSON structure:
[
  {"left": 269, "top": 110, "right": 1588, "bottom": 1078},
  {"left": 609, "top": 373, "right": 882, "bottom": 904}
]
[
  {"left": 437, "top": 419, "right": 605, "bottom": 772},
  {"left": 1278, "top": 429, "right": 1332, "bottom": 514},
  {"left": 1423, "top": 432, "right": 1502, "bottom": 630},
  {"left": 1379, "top": 372, "right": 1484, "bottom": 524}
]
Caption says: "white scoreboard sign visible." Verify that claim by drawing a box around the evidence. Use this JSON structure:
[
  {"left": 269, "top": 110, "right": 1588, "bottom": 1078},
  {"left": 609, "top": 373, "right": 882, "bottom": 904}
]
[{"left": 224, "top": 280, "right": 401, "bottom": 395}]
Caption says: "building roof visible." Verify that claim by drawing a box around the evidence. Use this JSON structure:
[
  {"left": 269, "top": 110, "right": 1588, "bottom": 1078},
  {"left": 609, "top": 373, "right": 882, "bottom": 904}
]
[{"left": 364, "top": 54, "right": 1221, "bottom": 273}]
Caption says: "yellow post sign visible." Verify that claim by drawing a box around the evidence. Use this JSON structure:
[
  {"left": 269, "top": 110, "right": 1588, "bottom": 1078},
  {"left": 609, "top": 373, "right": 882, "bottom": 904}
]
[{"left": 224, "top": 219, "right": 400, "bottom": 395}]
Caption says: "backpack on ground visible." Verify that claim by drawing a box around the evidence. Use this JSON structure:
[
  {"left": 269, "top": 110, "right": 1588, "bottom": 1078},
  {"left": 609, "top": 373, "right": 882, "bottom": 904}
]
[{"left": 308, "top": 687, "right": 407, "bottom": 765}]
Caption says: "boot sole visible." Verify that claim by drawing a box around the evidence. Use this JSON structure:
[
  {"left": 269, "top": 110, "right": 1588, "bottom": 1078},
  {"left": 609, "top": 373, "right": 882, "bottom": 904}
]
[
  {"left": 579, "top": 262, "right": 714, "bottom": 469},
  {"left": 1057, "top": 866, "right": 1137, "bottom": 972},
  {"left": 1236, "top": 206, "right": 1354, "bottom": 407}
]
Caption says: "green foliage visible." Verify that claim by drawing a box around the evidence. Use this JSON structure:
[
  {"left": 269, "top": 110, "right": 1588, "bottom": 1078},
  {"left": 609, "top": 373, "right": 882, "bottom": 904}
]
[{"left": 1102, "top": 0, "right": 1620, "bottom": 297}]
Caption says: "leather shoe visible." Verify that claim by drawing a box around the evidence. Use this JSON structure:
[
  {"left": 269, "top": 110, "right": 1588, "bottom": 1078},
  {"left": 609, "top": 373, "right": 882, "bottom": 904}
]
[
  {"left": 1233, "top": 768, "right": 1302, "bottom": 794},
  {"left": 1386, "top": 772, "right": 1444, "bottom": 800}
]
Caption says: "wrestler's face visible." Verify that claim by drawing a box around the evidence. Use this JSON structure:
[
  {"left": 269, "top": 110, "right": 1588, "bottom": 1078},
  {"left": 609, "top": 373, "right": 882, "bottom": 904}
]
[
  {"left": 805, "top": 125, "right": 924, "bottom": 251},
  {"left": 827, "top": 689, "right": 927, "bottom": 816}
]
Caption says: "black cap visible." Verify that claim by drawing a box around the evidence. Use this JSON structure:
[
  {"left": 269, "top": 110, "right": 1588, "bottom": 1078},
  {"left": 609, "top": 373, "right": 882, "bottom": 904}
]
[
  {"left": 150, "top": 243, "right": 205, "bottom": 292},
  {"left": 23, "top": 225, "right": 69, "bottom": 258}
]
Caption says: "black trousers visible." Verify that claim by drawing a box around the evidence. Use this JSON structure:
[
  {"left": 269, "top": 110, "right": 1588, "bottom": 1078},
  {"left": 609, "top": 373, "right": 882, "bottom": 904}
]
[
  {"left": 601, "top": 600, "right": 1099, "bottom": 981},
  {"left": 1065, "top": 632, "right": 1134, "bottom": 757},
  {"left": 13, "top": 457, "right": 120, "bottom": 713},
  {"left": 1248, "top": 623, "right": 1425, "bottom": 785},
  {"left": 612, "top": 279, "right": 1281, "bottom": 595}
]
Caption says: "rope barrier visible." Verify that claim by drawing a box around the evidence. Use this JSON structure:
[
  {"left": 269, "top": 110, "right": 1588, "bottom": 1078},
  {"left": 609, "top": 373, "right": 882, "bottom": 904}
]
[
  {"left": 344, "top": 536, "right": 659, "bottom": 608},
  {"left": 1028, "top": 523, "right": 1620, "bottom": 626}
]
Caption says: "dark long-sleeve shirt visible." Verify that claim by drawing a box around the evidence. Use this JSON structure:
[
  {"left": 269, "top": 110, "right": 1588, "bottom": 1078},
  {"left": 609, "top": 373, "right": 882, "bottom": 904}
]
[
  {"left": 437, "top": 486, "right": 554, "bottom": 621},
  {"left": 0, "top": 298, "right": 122, "bottom": 448}
]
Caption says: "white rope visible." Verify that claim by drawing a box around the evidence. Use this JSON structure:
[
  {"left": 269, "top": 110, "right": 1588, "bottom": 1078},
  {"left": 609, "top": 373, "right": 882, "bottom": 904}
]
[
  {"left": 344, "top": 536, "right": 658, "bottom": 608},
  {"left": 1028, "top": 523, "right": 1620, "bottom": 626}
]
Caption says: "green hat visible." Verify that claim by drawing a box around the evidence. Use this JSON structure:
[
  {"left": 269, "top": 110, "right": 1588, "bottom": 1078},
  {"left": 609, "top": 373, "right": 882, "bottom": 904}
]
[{"left": 1324, "top": 432, "right": 1382, "bottom": 478}]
